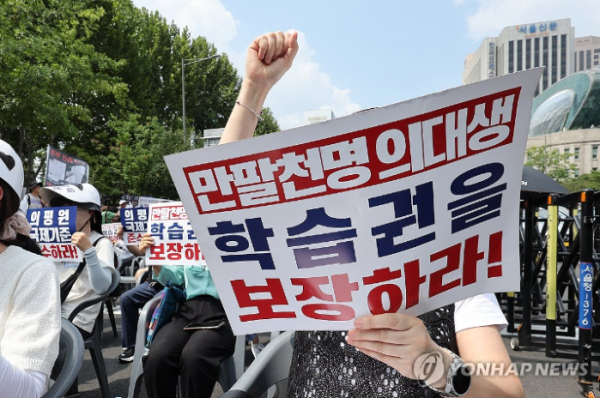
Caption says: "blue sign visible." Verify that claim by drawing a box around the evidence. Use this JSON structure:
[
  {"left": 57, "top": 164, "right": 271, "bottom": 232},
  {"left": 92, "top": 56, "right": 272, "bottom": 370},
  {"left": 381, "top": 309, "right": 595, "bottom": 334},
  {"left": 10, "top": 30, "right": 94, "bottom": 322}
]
[
  {"left": 120, "top": 207, "right": 149, "bottom": 233},
  {"left": 27, "top": 206, "right": 81, "bottom": 262},
  {"left": 579, "top": 262, "right": 593, "bottom": 330}
]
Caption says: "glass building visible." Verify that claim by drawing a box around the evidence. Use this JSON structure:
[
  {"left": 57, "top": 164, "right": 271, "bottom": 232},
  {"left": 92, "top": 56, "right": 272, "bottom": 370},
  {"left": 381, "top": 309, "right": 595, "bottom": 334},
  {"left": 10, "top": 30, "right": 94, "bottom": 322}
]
[{"left": 529, "top": 69, "right": 600, "bottom": 137}]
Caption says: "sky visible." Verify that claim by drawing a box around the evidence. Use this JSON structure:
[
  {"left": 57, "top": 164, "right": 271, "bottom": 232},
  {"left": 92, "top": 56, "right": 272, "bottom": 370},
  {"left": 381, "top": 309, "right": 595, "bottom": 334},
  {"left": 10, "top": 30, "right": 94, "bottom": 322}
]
[{"left": 131, "top": 0, "right": 600, "bottom": 130}]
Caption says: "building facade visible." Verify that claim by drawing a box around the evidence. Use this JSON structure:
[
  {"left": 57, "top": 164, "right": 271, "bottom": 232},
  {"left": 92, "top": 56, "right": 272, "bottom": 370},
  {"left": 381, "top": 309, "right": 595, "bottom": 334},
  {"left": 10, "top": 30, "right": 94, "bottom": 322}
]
[
  {"left": 575, "top": 36, "right": 600, "bottom": 72},
  {"left": 526, "top": 68, "right": 600, "bottom": 176},
  {"left": 463, "top": 19, "right": 575, "bottom": 95},
  {"left": 196, "top": 127, "right": 224, "bottom": 148},
  {"left": 304, "top": 109, "right": 335, "bottom": 125}
]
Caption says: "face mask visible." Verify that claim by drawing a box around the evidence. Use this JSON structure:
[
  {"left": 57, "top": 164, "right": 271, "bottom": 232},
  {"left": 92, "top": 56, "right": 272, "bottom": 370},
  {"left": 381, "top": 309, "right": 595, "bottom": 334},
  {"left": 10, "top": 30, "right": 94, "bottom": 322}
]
[{"left": 78, "top": 216, "right": 92, "bottom": 232}]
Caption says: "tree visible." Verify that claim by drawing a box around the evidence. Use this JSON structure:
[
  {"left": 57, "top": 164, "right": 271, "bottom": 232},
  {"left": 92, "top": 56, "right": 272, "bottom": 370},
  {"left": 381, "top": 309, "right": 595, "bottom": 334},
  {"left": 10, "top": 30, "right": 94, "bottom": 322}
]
[
  {"left": 562, "top": 171, "right": 600, "bottom": 192},
  {"left": 525, "top": 146, "right": 576, "bottom": 182},
  {"left": 255, "top": 107, "right": 281, "bottom": 137}
]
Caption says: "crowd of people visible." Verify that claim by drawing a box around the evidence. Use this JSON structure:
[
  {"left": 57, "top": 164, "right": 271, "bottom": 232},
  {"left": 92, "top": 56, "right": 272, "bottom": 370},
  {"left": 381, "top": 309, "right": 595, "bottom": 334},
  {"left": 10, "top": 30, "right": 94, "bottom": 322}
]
[{"left": 0, "top": 30, "right": 525, "bottom": 398}]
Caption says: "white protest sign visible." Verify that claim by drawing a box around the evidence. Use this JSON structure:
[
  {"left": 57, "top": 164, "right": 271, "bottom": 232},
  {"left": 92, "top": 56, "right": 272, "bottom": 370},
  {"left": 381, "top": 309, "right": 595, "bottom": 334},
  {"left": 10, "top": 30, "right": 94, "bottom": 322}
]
[
  {"left": 102, "top": 223, "right": 121, "bottom": 244},
  {"left": 145, "top": 202, "right": 206, "bottom": 266},
  {"left": 165, "top": 69, "right": 542, "bottom": 334},
  {"left": 138, "top": 196, "right": 170, "bottom": 207}
]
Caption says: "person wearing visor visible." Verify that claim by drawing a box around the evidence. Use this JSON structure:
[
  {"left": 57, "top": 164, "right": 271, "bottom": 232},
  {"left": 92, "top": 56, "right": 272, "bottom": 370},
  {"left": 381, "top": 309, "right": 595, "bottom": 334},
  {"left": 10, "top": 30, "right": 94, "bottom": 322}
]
[
  {"left": 0, "top": 139, "right": 60, "bottom": 398},
  {"left": 39, "top": 183, "right": 114, "bottom": 339}
]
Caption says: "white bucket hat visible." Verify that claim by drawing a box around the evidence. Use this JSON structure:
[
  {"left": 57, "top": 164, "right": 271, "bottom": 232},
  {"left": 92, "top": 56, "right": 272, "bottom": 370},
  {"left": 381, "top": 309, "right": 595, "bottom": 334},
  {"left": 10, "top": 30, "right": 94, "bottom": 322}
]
[{"left": 40, "top": 183, "right": 102, "bottom": 211}]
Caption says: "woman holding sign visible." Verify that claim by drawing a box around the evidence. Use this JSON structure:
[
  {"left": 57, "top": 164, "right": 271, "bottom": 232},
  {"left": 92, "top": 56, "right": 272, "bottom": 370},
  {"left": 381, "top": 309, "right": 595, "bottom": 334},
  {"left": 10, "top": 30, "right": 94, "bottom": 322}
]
[
  {"left": 219, "top": 32, "right": 524, "bottom": 398},
  {"left": 40, "top": 183, "right": 114, "bottom": 339},
  {"left": 0, "top": 139, "right": 61, "bottom": 397},
  {"left": 142, "top": 242, "right": 235, "bottom": 398}
]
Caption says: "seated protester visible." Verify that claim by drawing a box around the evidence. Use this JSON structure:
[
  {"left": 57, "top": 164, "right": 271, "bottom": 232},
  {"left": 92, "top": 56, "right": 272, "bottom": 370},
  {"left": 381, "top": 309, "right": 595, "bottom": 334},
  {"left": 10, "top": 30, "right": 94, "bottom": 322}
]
[
  {"left": 0, "top": 139, "right": 61, "bottom": 398},
  {"left": 144, "top": 263, "right": 235, "bottom": 398},
  {"left": 219, "top": 31, "right": 525, "bottom": 398},
  {"left": 114, "top": 225, "right": 134, "bottom": 264},
  {"left": 39, "top": 184, "right": 114, "bottom": 339},
  {"left": 117, "top": 233, "right": 163, "bottom": 363}
]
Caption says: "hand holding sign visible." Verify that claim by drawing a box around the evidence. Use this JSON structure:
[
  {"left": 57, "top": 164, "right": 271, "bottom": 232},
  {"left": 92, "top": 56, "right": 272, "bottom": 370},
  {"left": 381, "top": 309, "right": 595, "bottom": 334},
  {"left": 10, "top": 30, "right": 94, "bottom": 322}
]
[
  {"left": 346, "top": 313, "right": 453, "bottom": 388},
  {"left": 71, "top": 232, "right": 92, "bottom": 252}
]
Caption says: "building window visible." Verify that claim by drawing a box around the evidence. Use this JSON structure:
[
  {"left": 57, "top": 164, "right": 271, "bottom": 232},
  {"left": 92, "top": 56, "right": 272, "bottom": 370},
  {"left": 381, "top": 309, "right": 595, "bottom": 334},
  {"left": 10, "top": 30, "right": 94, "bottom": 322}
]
[
  {"left": 580, "top": 51, "right": 584, "bottom": 72},
  {"left": 534, "top": 38, "right": 540, "bottom": 68},
  {"left": 596, "top": 61, "right": 599, "bottom": 66},
  {"left": 595, "top": 55, "right": 600, "bottom": 60},
  {"left": 595, "top": 48, "right": 600, "bottom": 53},
  {"left": 593, "top": 146, "right": 598, "bottom": 159},
  {"left": 587, "top": 50, "right": 592, "bottom": 69},
  {"left": 560, "top": 34, "right": 566, "bottom": 79},
  {"left": 551, "top": 35, "right": 558, "bottom": 84},
  {"left": 517, "top": 40, "right": 523, "bottom": 71},
  {"left": 574, "top": 169, "right": 580, "bottom": 178},
  {"left": 594, "top": 167, "right": 598, "bottom": 171},
  {"left": 575, "top": 147, "right": 580, "bottom": 160},
  {"left": 508, "top": 41, "right": 514, "bottom": 73},
  {"left": 543, "top": 37, "right": 549, "bottom": 89},
  {"left": 564, "top": 148, "right": 570, "bottom": 156},
  {"left": 526, "top": 38, "right": 531, "bottom": 69}
]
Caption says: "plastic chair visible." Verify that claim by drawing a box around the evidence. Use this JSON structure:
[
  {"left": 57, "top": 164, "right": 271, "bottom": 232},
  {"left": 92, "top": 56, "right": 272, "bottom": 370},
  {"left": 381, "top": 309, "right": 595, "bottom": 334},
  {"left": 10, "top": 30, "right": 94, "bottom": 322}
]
[
  {"left": 42, "top": 319, "right": 85, "bottom": 398},
  {"left": 67, "top": 268, "right": 121, "bottom": 398},
  {"left": 127, "top": 295, "right": 246, "bottom": 398},
  {"left": 220, "top": 331, "right": 295, "bottom": 398}
]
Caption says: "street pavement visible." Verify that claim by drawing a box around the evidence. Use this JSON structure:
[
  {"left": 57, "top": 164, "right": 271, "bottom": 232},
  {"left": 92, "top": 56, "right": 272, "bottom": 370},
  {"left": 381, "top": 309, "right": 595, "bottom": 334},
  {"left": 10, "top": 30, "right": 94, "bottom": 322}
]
[{"left": 69, "top": 309, "right": 597, "bottom": 398}]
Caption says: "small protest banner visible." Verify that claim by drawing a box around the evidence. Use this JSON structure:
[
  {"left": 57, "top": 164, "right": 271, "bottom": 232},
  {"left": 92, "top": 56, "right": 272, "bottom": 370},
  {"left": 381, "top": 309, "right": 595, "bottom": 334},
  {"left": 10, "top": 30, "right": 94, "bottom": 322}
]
[
  {"left": 45, "top": 146, "right": 89, "bottom": 186},
  {"left": 165, "top": 69, "right": 543, "bottom": 334},
  {"left": 28, "top": 206, "right": 82, "bottom": 262},
  {"left": 145, "top": 202, "right": 206, "bottom": 266},
  {"left": 102, "top": 222, "right": 121, "bottom": 244},
  {"left": 120, "top": 207, "right": 149, "bottom": 245}
]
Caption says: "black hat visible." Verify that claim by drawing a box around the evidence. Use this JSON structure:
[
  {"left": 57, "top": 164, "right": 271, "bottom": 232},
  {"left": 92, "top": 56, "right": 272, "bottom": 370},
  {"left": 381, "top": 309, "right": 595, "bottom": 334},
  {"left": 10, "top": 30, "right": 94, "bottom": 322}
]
[{"left": 29, "top": 181, "right": 42, "bottom": 191}]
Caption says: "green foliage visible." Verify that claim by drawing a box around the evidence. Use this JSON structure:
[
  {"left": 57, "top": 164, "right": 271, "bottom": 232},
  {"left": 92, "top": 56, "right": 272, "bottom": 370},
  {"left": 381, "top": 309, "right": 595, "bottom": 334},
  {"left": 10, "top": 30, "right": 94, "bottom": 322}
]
[
  {"left": 255, "top": 107, "right": 280, "bottom": 136},
  {"left": 0, "top": 0, "right": 261, "bottom": 202},
  {"left": 562, "top": 171, "right": 600, "bottom": 192},
  {"left": 525, "top": 146, "right": 576, "bottom": 183}
]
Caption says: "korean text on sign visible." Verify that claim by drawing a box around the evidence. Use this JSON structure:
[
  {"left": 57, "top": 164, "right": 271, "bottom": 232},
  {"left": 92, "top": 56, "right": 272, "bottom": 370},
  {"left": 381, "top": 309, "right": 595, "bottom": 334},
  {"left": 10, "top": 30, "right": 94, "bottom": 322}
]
[
  {"left": 102, "top": 223, "right": 121, "bottom": 244},
  {"left": 166, "top": 68, "right": 543, "bottom": 334},
  {"left": 28, "top": 206, "right": 82, "bottom": 262},
  {"left": 120, "top": 207, "right": 149, "bottom": 245},
  {"left": 145, "top": 202, "right": 206, "bottom": 266}
]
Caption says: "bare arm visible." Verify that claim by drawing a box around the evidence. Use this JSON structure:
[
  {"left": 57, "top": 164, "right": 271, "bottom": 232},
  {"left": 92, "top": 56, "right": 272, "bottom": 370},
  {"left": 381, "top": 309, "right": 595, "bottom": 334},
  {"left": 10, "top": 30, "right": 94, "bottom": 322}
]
[{"left": 455, "top": 326, "right": 524, "bottom": 398}]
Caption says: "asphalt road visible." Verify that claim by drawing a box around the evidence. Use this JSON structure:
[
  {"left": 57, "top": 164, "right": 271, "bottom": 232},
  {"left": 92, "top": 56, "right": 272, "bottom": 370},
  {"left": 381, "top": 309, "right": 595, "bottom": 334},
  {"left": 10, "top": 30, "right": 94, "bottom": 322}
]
[{"left": 69, "top": 308, "right": 598, "bottom": 398}]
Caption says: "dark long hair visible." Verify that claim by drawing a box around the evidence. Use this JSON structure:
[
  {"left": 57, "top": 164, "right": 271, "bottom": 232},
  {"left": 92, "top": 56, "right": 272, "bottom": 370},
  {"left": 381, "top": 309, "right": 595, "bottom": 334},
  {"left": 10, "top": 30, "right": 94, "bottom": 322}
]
[{"left": 0, "top": 179, "right": 42, "bottom": 255}]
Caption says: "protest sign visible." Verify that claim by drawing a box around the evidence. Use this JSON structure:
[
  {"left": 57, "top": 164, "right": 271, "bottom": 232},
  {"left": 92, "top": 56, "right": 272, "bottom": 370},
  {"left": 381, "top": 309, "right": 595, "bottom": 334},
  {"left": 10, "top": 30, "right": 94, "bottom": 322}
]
[
  {"left": 138, "top": 196, "right": 170, "bottom": 207},
  {"left": 120, "top": 207, "right": 149, "bottom": 245},
  {"left": 165, "top": 69, "right": 543, "bottom": 334},
  {"left": 45, "top": 146, "right": 89, "bottom": 186},
  {"left": 28, "top": 206, "right": 82, "bottom": 262},
  {"left": 145, "top": 202, "right": 206, "bottom": 266},
  {"left": 102, "top": 222, "right": 121, "bottom": 244}
]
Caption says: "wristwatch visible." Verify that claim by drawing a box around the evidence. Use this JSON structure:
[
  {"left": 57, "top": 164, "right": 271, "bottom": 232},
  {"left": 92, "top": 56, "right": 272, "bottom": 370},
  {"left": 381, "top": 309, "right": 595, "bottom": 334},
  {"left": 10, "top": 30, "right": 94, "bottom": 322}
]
[{"left": 427, "top": 349, "right": 471, "bottom": 397}]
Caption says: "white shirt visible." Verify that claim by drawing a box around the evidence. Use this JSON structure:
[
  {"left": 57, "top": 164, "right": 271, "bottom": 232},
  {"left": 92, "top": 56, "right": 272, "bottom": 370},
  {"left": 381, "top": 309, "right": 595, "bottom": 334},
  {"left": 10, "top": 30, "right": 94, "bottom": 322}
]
[{"left": 454, "top": 293, "right": 507, "bottom": 333}]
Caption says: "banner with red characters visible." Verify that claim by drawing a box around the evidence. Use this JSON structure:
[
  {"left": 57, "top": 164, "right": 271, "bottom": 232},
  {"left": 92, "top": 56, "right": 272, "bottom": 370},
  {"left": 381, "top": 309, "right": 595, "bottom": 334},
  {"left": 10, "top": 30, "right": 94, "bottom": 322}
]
[{"left": 166, "top": 69, "right": 543, "bottom": 334}]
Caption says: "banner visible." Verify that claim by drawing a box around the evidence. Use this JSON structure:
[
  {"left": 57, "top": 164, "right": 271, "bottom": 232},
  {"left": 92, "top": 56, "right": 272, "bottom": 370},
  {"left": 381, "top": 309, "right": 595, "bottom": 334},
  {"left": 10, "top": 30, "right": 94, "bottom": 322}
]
[
  {"left": 120, "top": 207, "right": 148, "bottom": 244},
  {"left": 165, "top": 69, "right": 543, "bottom": 334},
  {"left": 145, "top": 202, "right": 206, "bottom": 266},
  {"left": 27, "top": 206, "right": 82, "bottom": 262},
  {"left": 138, "top": 196, "right": 170, "bottom": 207},
  {"left": 45, "top": 146, "right": 89, "bottom": 186},
  {"left": 102, "top": 222, "right": 121, "bottom": 244}
]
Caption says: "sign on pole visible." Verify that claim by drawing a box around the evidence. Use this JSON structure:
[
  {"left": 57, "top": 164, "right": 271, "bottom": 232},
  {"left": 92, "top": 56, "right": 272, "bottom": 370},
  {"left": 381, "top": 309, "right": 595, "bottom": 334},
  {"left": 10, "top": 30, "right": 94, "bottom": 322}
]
[
  {"left": 165, "top": 69, "right": 543, "bottom": 334},
  {"left": 45, "top": 146, "right": 89, "bottom": 186}
]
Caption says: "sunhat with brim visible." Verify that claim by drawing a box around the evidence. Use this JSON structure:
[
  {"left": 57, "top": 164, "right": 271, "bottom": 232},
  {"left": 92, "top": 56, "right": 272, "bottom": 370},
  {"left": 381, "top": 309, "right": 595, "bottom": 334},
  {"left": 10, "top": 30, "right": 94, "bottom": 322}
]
[
  {"left": 40, "top": 183, "right": 102, "bottom": 211},
  {"left": 0, "top": 139, "right": 24, "bottom": 202}
]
